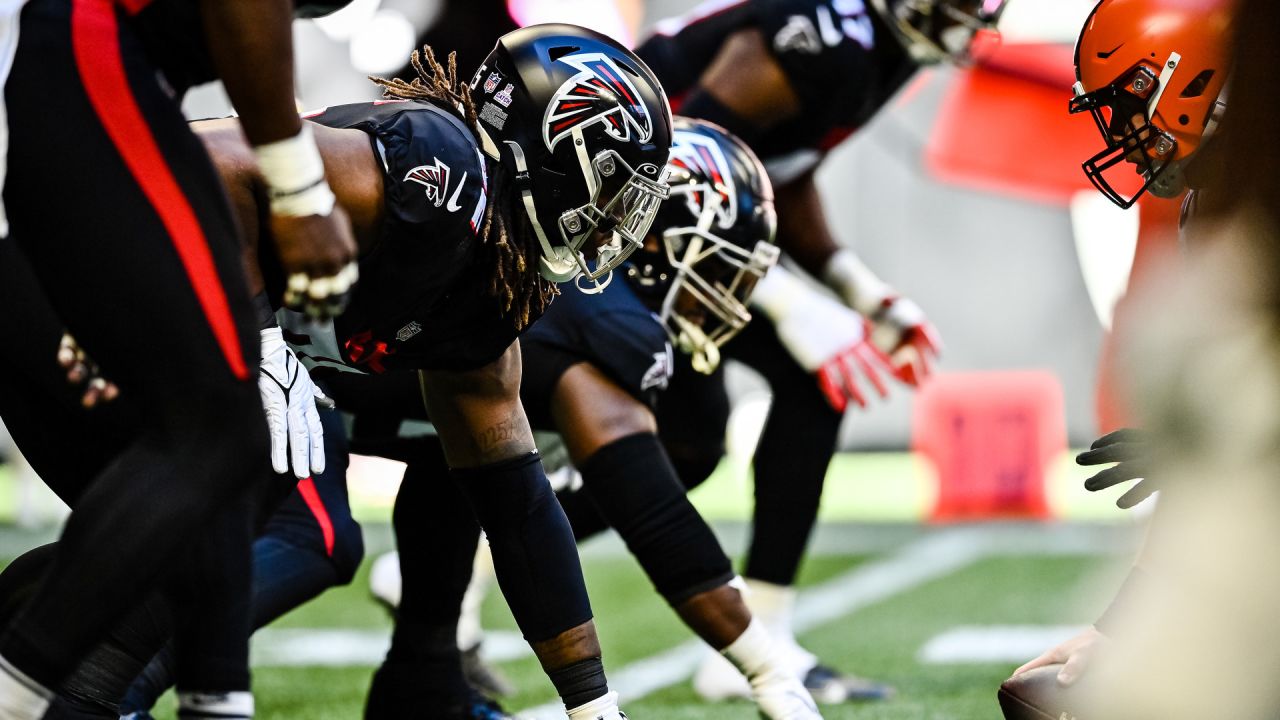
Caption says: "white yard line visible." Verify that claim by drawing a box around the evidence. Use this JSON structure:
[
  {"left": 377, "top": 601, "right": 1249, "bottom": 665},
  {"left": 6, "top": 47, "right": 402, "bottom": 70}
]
[
  {"left": 518, "top": 528, "right": 998, "bottom": 719},
  {"left": 918, "top": 625, "right": 1087, "bottom": 665},
  {"left": 250, "top": 628, "right": 530, "bottom": 667}
]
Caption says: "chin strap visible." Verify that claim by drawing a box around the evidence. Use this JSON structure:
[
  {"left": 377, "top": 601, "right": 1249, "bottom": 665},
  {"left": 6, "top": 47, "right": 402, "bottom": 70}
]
[
  {"left": 504, "top": 140, "right": 579, "bottom": 283},
  {"left": 673, "top": 314, "right": 720, "bottom": 374}
]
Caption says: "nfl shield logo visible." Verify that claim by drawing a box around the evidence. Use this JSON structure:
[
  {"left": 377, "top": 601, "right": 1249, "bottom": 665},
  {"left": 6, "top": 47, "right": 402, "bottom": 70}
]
[{"left": 483, "top": 72, "right": 502, "bottom": 94}]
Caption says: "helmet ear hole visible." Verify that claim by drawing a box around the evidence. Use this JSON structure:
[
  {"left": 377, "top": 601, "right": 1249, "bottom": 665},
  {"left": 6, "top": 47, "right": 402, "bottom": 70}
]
[{"left": 1180, "top": 69, "right": 1215, "bottom": 99}]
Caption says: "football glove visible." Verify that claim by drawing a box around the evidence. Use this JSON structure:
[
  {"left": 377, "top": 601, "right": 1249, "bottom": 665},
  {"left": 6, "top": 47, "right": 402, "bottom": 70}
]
[
  {"left": 259, "top": 326, "right": 328, "bottom": 478},
  {"left": 752, "top": 265, "right": 893, "bottom": 413},
  {"left": 867, "top": 295, "right": 942, "bottom": 387},
  {"left": 822, "top": 249, "right": 941, "bottom": 387},
  {"left": 1078, "top": 428, "right": 1155, "bottom": 509}
]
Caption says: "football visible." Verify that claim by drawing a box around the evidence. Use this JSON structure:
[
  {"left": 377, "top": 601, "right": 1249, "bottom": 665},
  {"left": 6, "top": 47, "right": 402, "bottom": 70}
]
[{"left": 997, "top": 665, "right": 1088, "bottom": 720}]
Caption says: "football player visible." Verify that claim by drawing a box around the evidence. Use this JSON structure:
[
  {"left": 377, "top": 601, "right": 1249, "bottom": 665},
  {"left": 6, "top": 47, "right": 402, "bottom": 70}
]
[
  {"left": 1007, "top": 0, "right": 1234, "bottom": 698},
  {"left": 369, "top": 118, "right": 824, "bottom": 720},
  {"left": 631, "top": 0, "right": 1003, "bottom": 702},
  {"left": 0, "top": 1, "right": 358, "bottom": 718},
  {"left": 224, "top": 29, "right": 668, "bottom": 720}
]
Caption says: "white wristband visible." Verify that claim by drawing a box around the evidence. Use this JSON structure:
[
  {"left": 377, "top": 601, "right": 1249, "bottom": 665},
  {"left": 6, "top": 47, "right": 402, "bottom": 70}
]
[
  {"left": 253, "top": 125, "right": 336, "bottom": 217},
  {"left": 821, "top": 248, "right": 893, "bottom": 316}
]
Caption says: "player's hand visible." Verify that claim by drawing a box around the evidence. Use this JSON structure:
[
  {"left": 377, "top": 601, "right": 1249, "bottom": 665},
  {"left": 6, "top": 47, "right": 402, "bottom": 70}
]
[
  {"left": 867, "top": 295, "right": 942, "bottom": 387},
  {"left": 258, "top": 326, "right": 329, "bottom": 478},
  {"left": 271, "top": 207, "right": 359, "bottom": 320},
  {"left": 1013, "top": 627, "right": 1107, "bottom": 686},
  {"left": 766, "top": 280, "right": 894, "bottom": 412},
  {"left": 815, "top": 322, "right": 894, "bottom": 413},
  {"left": 1078, "top": 428, "right": 1155, "bottom": 508},
  {"left": 57, "top": 333, "right": 119, "bottom": 408}
]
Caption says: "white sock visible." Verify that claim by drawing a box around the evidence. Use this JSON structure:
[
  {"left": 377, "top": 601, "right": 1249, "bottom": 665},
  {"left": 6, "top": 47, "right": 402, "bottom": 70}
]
[
  {"left": 0, "top": 654, "right": 51, "bottom": 720},
  {"left": 721, "top": 618, "right": 776, "bottom": 680},
  {"left": 566, "top": 689, "right": 620, "bottom": 720},
  {"left": 743, "top": 578, "right": 817, "bottom": 674},
  {"left": 177, "top": 691, "right": 254, "bottom": 719}
]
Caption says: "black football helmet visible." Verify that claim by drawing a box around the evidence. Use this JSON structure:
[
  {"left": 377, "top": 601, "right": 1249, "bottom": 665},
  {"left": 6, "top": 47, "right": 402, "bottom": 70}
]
[
  {"left": 868, "top": 0, "right": 1008, "bottom": 64},
  {"left": 625, "top": 118, "right": 779, "bottom": 374},
  {"left": 470, "top": 24, "right": 673, "bottom": 290}
]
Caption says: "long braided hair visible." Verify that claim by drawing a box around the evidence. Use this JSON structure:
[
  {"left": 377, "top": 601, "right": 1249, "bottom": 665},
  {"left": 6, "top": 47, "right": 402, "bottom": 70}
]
[{"left": 372, "top": 47, "right": 556, "bottom": 330}]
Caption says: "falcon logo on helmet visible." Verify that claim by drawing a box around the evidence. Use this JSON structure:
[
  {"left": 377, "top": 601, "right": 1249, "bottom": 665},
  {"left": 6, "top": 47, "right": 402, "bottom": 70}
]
[
  {"left": 668, "top": 132, "right": 737, "bottom": 230},
  {"left": 543, "top": 52, "right": 654, "bottom": 152}
]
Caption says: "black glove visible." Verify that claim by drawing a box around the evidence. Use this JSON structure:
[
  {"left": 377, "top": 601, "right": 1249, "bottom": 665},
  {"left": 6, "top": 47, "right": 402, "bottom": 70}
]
[{"left": 1078, "top": 428, "right": 1156, "bottom": 509}]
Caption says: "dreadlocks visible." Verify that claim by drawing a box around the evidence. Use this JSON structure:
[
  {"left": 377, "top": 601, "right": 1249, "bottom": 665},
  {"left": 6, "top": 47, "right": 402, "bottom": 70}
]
[{"left": 371, "top": 47, "right": 556, "bottom": 330}]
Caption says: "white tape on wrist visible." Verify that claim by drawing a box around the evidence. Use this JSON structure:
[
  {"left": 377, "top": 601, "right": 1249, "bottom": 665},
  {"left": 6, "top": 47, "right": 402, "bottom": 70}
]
[
  {"left": 822, "top": 248, "right": 893, "bottom": 316},
  {"left": 254, "top": 125, "right": 336, "bottom": 217}
]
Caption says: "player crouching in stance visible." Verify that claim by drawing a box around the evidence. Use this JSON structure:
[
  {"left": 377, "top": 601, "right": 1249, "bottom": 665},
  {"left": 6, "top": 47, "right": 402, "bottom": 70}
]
[
  {"left": 245, "top": 27, "right": 668, "bottom": 720},
  {"left": 374, "top": 118, "right": 823, "bottom": 719}
]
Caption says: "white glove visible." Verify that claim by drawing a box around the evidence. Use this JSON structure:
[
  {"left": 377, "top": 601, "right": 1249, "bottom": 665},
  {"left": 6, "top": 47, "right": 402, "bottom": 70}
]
[
  {"left": 259, "top": 326, "right": 328, "bottom": 478},
  {"left": 752, "top": 266, "right": 893, "bottom": 413},
  {"left": 823, "top": 249, "right": 942, "bottom": 387}
]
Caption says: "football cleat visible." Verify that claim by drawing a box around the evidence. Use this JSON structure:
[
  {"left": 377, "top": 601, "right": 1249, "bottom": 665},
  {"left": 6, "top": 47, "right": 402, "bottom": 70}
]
[
  {"left": 802, "top": 665, "right": 894, "bottom": 704},
  {"left": 750, "top": 668, "right": 822, "bottom": 720}
]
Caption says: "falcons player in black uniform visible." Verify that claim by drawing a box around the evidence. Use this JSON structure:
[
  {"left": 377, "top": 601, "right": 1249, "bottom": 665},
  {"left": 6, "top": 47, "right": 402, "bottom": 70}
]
[
  {"left": 369, "top": 118, "right": 828, "bottom": 720},
  {"left": 0, "top": 1, "right": 357, "bottom": 718},
  {"left": 631, "top": 0, "right": 1005, "bottom": 703},
  {"left": 240, "top": 28, "right": 667, "bottom": 720}
]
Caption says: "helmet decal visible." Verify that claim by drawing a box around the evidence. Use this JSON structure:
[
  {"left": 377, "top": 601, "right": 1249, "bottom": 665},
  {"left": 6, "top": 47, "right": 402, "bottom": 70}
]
[
  {"left": 669, "top": 131, "right": 737, "bottom": 230},
  {"left": 543, "top": 52, "right": 654, "bottom": 151}
]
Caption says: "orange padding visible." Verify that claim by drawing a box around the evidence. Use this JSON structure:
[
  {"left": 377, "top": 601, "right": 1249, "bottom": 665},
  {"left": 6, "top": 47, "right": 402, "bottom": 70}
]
[{"left": 912, "top": 371, "right": 1066, "bottom": 522}]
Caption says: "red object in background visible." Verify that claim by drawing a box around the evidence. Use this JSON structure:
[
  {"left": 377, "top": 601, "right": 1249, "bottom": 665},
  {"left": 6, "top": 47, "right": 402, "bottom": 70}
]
[
  {"left": 1093, "top": 196, "right": 1183, "bottom": 432},
  {"left": 912, "top": 371, "right": 1066, "bottom": 522},
  {"left": 924, "top": 42, "right": 1142, "bottom": 206}
]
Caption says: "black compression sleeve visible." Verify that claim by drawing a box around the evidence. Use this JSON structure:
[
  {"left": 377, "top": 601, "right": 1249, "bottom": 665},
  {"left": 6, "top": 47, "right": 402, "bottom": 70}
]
[{"left": 579, "top": 433, "right": 734, "bottom": 605}]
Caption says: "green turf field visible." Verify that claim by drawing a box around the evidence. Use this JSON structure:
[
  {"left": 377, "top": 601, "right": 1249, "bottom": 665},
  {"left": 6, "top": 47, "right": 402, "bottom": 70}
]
[
  {"left": 0, "top": 452, "right": 1138, "bottom": 719},
  {"left": 113, "top": 522, "right": 1129, "bottom": 720}
]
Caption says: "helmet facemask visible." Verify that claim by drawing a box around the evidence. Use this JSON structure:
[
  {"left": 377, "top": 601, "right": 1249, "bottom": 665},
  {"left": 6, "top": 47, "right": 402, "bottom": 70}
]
[
  {"left": 1070, "top": 55, "right": 1186, "bottom": 208},
  {"left": 658, "top": 195, "right": 779, "bottom": 374},
  {"left": 871, "top": 0, "right": 1006, "bottom": 64}
]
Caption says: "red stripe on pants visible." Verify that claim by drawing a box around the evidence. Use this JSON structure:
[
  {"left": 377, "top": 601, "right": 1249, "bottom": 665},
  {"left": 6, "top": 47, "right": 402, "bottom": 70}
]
[
  {"left": 72, "top": 0, "right": 249, "bottom": 380},
  {"left": 296, "top": 477, "right": 336, "bottom": 557}
]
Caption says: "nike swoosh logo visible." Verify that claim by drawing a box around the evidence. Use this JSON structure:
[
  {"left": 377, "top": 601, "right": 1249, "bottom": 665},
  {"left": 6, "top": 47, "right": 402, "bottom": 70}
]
[
  {"left": 1097, "top": 43, "right": 1124, "bottom": 59},
  {"left": 446, "top": 171, "right": 467, "bottom": 213}
]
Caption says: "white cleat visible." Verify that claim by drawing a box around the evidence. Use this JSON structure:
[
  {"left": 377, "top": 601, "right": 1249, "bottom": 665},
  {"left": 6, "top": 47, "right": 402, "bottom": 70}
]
[{"left": 751, "top": 669, "right": 823, "bottom": 720}]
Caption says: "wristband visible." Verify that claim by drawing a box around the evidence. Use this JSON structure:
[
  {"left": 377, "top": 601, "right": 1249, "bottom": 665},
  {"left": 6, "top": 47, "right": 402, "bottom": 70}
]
[
  {"left": 253, "top": 125, "right": 336, "bottom": 218},
  {"left": 822, "top": 248, "right": 893, "bottom": 316},
  {"left": 1094, "top": 565, "right": 1148, "bottom": 636}
]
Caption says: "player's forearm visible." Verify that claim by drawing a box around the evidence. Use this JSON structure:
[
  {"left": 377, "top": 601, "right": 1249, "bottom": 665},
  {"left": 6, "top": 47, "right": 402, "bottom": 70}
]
[
  {"left": 199, "top": 0, "right": 303, "bottom": 146},
  {"left": 773, "top": 171, "right": 843, "bottom": 275}
]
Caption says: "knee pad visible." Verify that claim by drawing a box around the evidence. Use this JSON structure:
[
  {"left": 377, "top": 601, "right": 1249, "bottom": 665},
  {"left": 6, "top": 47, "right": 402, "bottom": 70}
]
[
  {"left": 580, "top": 433, "right": 733, "bottom": 606},
  {"left": 453, "top": 453, "right": 591, "bottom": 642}
]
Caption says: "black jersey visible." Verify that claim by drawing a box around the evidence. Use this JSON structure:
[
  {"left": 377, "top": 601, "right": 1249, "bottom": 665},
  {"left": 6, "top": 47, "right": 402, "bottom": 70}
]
[
  {"left": 520, "top": 277, "right": 674, "bottom": 429},
  {"left": 637, "top": 0, "right": 919, "bottom": 185},
  {"left": 283, "top": 99, "right": 533, "bottom": 375}
]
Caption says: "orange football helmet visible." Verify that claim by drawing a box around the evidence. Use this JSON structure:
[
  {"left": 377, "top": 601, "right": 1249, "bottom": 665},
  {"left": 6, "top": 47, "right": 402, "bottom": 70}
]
[{"left": 1070, "top": 0, "right": 1234, "bottom": 208}]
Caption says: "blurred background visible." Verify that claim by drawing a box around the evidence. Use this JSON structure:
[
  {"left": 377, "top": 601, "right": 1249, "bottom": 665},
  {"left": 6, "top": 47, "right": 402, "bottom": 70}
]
[{"left": 0, "top": 2, "right": 1158, "bottom": 718}]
